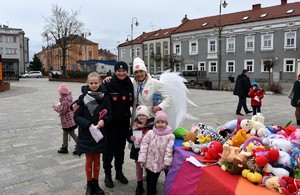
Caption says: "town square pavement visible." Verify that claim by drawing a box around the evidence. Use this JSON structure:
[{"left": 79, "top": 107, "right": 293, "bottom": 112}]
[{"left": 0, "top": 78, "right": 295, "bottom": 195}]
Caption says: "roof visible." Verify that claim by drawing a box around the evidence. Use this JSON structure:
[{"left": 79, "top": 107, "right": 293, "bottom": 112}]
[
  {"left": 143, "top": 27, "right": 177, "bottom": 41},
  {"left": 173, "top": 1, "right": 300, "bottom": 34},
  {"left": 118, "top": 30, "right": 159, "bottom": 47}
]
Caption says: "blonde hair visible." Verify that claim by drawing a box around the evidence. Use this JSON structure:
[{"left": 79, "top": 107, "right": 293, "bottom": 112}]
[{"left": 87, "top": 72, "right": 101, "bottom": 82}]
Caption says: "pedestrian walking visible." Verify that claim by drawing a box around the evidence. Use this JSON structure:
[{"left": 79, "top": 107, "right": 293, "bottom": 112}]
[
  {"left": 52, "top": 83, "right": 78, "bottom": 154},
  {"left": 290, "top": 74, "right": 300, "bottom": 125},
  {"left": 74, "top": 72, "right": 113, "bottom": 195},
  {"left": 233, "top": 69, "right": 252, "bottom": 116}
]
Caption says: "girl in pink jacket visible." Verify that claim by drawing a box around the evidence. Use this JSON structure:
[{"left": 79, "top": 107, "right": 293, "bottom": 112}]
[
  {"left": 52, "top": 83, "right": 78, "bottom": 154},
  {"left": 138, "top": 111, "right": 175, "bottom": 195}
]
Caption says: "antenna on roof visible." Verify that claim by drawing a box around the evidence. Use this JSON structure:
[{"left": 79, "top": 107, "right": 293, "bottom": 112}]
[{"left": 148, "top": 22, "right": 155, "bottom": 30}]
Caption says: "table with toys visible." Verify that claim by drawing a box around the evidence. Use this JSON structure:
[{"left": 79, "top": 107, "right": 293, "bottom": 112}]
[{"left": 164, "top": 114, "right": 300, "bottom": 195}]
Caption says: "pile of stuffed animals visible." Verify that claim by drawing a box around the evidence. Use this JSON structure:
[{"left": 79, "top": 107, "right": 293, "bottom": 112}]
[{"left": 174, "top": 113, "right": 300, "bottom": 195}]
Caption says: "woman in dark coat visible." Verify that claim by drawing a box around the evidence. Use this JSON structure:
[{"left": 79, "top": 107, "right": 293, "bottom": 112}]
[
  {"left": 291, "top": 74, "right": 300, "bottom": 125},
  {"left": 74, "top": 72, "right": 112, "bottom": 195},
  {"left": 233, "top": 69, "right": 252, "bottom": 116}
]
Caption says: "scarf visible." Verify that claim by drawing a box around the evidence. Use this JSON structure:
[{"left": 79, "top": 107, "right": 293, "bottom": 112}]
[
  {"left": 153, "top": 125, "right": 172, "bottom": 136},
  {"left": 83, "top": 91, "right": 104, "bottom": 116}
]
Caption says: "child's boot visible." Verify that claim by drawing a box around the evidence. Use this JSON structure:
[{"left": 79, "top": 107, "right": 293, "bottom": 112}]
[
  {"left": 86, "top": 180, "right": 94, "bottom": 195},
  {"left": 92, "top": 179, "right": 105, "bottom": 195},
  {"left": 57, "top": 145, "right": 68, "bottom": 154},
  {"left": 135, "top": 181, "right": 144, "bottom": 195}
]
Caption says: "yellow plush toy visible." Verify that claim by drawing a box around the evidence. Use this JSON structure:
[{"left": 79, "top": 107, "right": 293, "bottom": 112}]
[
  {"left": 228, "top": 129, "right": 251, "bottom": 147},
  {"left": 242, "top": 169, "right": 262, "bottom": 183}
]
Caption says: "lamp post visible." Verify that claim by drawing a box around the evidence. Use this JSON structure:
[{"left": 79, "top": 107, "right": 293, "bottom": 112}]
[
  {"left": 217, "top": 0, "right": 228, "bottom": 89},
  {"left": 131, "top": 17, "right": 139, "bottom": 73},
  {"left": 83, "top": 29, "right": 91, "bottom": 71}
]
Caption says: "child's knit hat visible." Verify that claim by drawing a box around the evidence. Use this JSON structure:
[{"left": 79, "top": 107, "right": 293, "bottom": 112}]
[
  {"left": 58, "top": 83, "right": 70, "bottom": 95},
  {"left": 155, "top": 110, "right": 168, "bottom": 124},
  {"left": 136, "top": 105, "right": 149, "bottom": 118},
  {"left": 133, "top": 57, "right": 147, "bottom": 73},
  {"left": 251, "top": 81, "right": 258, "bottom": 87}
]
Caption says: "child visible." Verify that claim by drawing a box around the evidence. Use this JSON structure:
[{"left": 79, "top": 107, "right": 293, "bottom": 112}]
[
  {"left": 74, "top": 72, "right": 112, "bottom": 195},
  {"left": 248, "top": 81, "right": 264, "bottom": 115},
  {"left": 138, "top": 110, "right": 175, "bottom": 195},
  {"left": 52, "top": 83, "right": 78, "bottom": 154},
  {"left": 128, "top": 105, "right": 153, "bottom": 195}
]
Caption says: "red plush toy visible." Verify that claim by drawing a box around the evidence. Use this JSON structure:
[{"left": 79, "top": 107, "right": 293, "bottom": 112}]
[
  {"left": 204, "top": 141, "right": 223, "bottom": 160},
  {"left": 251, "top": 148, "right": 279, "bottom": 167},
  {"left": 280, "top": 176, "right": 300, "bottom": 195}
]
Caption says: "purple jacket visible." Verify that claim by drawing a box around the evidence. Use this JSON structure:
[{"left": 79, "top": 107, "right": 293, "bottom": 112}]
[{"left": 54, "top": 92, "right": 76, "bottom": 128}]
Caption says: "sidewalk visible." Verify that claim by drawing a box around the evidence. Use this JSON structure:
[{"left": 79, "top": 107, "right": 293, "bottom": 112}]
[{"left": 0, "top": 78, "right": 295, "bottom": 195}]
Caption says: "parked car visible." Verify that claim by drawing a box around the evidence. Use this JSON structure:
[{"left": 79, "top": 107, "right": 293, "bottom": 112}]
[
  {"left": 181, "top": 70, "right": 207, "bottom": 86},
  {"left": 151, "top": 71, "right": 164, "bottom": 80},
  {"left": 21, "top": 71, "right": 43, "bottom": 78},
  {"left": 48, "top": 70, "right": 63, "bottom": 78}
]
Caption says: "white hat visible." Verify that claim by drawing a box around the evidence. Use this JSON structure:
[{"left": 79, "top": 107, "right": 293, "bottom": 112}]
[
  {"left": 133, "top": 57, "right": 147, "bottom": 73},
  {"left": 136, "top": 105, "right": 149, "bottom": 118}
]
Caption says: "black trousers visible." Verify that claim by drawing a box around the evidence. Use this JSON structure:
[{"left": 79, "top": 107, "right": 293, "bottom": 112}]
[
  {"left": 236, "top": 96, "right": 250, "bottom": 114},
  {"left": 252, "top": 106, "right": 261, "bottom": 115},
  {"left": 146, "top": 169, "right": 168, "bottom": 195},
  {"left": 103, "top": 123, "right": 128, "bottom": 175}
]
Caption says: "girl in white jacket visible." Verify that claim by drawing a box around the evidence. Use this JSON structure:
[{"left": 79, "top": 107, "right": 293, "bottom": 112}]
[{"left": 138, "top": 111, "right": 175, "bottom": 195}]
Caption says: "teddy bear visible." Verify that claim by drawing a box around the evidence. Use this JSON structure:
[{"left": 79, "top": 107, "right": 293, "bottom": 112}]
[
  {"left": 251, "top": 113, "right": 265, "bottom": 124},
  {"left": 221, "top": 144, "right": 240, "bottom": 163},
  {"left": 182, "top": 129, "right": 198, "bottom": 143},
  {"left": 240, "top": 118, "right": 265, "bottom": 136},
  {"left": 232, "top": 150, "right": 252, "bottom": 173}
]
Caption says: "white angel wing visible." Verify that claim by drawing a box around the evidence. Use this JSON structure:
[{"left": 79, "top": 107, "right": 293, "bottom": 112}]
[{"left": 159, "top": 71, "right": 198, "bottom": 130}]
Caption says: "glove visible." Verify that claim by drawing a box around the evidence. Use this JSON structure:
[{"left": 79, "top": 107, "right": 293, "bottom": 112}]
[{"left": 89, "top": 124, "right": 103, "bottom": 143}]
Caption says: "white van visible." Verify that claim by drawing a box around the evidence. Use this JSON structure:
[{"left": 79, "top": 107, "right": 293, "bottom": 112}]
[{"left": 181, "top": 70, "right": 207, "bottom": 86}]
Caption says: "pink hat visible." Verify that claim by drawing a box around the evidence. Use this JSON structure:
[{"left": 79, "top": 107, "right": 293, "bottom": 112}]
[
  {"left": 155, "top": 111, "right": 168, "bottom": 124},
  {"left": 58, "top": 83, "right": 70, "bottom": 95}
]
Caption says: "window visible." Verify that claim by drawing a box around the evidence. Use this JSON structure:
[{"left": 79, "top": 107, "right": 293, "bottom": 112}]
[
  {"left": 283, "top": 58, "right": 295, "bottom": 72},
  {"left": 198, "top": 61, "right": 206, "bottom": 71},
  {"left": 208, "top": 39, "right": 217, "bottom": 53},
  {"left": 6, "top": 36, "right": 17, "bottom": 43},
  {"left": 185, "top": 64, "right": 193, "bottom": 70},
  {"left": 285, "top": 32, "right": 296, "bottom": 49},
  {"left": 136, "top": 47, "right": 140, "bottom": 56},
  {"left": 163, "top": 46, "right": 168, "bottom": 55},
  {"left": 226, "top": 38, "right": 235, "bottom": 52},
  {"left": 261, "top": 59, "right": 273, "bottom": 72},
  {"left": 189, "top": 40, "right": 198, "bottom": 55},
  {"left": 0, "top": 47, "right": 3, "bottom": 54},
  {"left": 144, "top": 48, "right": 148, "bottom": 57},
  {"left": 244, "top": 60, "right": 254, "bottom": 72},
  {"left": 208, "top": 61, "right": 217, "bottom": 73},
  {"left": 245, "top": 36, "right": 255, "bottom": 52},
  {"left": 174, "top": 42, "right": 181, "bottom": 55},
  {"left": 5, "top": 48, "right": 17, "bottom": 55},
  {"left": 120, "top": 49, "right": 125, "bottom": 59},
  {"left": 242, "top": 16, "right": 249, "bottom": 20},
  {"left": 261, "top": 34, "right": 273, "bottom": 50},
  {"left": 0, "top": 36, "right": 2, "bottom": 42},
  {"left": 226, "top": 60, "right": 235, "bottom": 73}
]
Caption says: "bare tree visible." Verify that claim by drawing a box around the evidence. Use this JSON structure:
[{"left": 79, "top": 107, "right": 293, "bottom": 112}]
[
  {"left": 163, "top": 54, "right": 183, "bottom": 72},
  {"left": 263, "top": 57, "right": 277, "bottom": 87},
  {"left": 42, "top": 5, "right": 84, "bottom": 76}
]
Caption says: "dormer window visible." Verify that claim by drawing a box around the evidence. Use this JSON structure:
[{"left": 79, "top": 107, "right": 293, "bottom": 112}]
[
  {"left": 286, "top": 9, "right": 294, "bottom": 14},
  {"left": 202, "top": 22, "right": 208, "bottom": 27},
  {"left": 242, "top": 16, "right": 249, "bottom": 20},
  {"left": 155, "top": 33, "right": 160, "bottom": 36},
  {"left": 260, "top": 13, "right": 268, "bottom": 18},
  {"left": 164, "top": 31, "right": 169, "bottom": 35}
]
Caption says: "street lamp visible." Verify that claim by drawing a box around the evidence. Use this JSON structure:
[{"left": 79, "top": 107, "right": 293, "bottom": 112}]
[
  {"left": 217, "top": 0, "right": 228, "bottom": 89},
  {"left": 131, "top": 17, "right": 139, "bottom": 73}
]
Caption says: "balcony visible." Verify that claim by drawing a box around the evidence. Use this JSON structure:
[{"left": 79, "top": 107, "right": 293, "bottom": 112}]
[{"left": 150, "top": 52, "right": 162, "bottom": 60}]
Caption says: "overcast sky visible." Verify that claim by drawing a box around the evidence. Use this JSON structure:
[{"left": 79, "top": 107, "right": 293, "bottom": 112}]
[{"left": 1, "top": 0, "right": 299, "bottom": 59}]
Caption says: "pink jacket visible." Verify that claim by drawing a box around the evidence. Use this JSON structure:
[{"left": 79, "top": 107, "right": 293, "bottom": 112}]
[
  {"left": 54, "top": 92, "right": 76, "bottom": 128},
  {"left": 138, "top": 126, "right": 175, "bottom": 173}
]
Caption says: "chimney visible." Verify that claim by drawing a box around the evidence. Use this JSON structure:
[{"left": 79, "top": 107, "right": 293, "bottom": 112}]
[
  {"left": 181, "top": 14, "right": 188, "bottom": 23},
  {"left": 81, "top": 33, "right": 84, "bottom": 37},
  {"left": 252, "top": 4, "right": 261, "bottom": 10},
  {"left": 281, "top": 0, "right": 287, "bottom": 5}
]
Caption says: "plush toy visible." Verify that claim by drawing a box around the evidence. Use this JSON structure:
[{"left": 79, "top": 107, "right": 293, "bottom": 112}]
[
  {"left": 284, "top": 125, "right": 296, "bottom": 136},
  {"left": 182, "top": 140, "right": 194, "bottom": 150},
  {"left": 264, "top": 163, "right": 289, "bottom": 177},
  {"left": 204, "top": 141, "right": 223, "bottom": 160},
  {"left": 277, "top": 150, "right": 292, "bottom": 167},
  {"left": 173, "top": 127, "right": 189, "bottom": 139},
  {"left": 228, "top": 129, "right": 250, "bottom": 147},
  {"left": 280, "top": 176, "right": 300, "bottom": 195},
  {"left": 242, "top": 169, "right": 262, "bottom": 183},
  {"left": 182, "top": 129, "right": 198, "bottom": 143},
  {"left": 191, "top": 143, "right": 207, "bottom": 154},
  {"left": 242, "top": 137, "right": 264, "bottom": 152},
  {"left": 240, "top": 119, "right": 251, "bottom": 132},
  {"left": 219, "top": 161, "right": 239, "bottom": 174},
  {"left": 198, "top": 134, "right": 211, "bottom": 144},
  {"left": 246, "top": 157, "right": 263, "bottom": 173},
  {"left": 288, "top": 129, "right": 300, "bottom": 144},
  {"left": 251, "top": 148, "right": 279, "bottom": 167},
  {"left": 232, "top": 150, "right": 252, "bottom": 173},
  {"left": 221, "top": 144, "right": 240, "bottom": 163},
  {"left": 256, "top": 127, "right": 271, "bottom": 138},
  {"left": 263, "top": 138, "right": 293, "bottom": 153},
  {"left": 261, "top": 176, "right": 281, "bottom": 192},
  {"left": 251, "top": 113, "right": 265, "bottom": 124}
]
